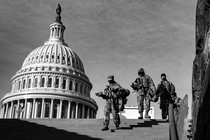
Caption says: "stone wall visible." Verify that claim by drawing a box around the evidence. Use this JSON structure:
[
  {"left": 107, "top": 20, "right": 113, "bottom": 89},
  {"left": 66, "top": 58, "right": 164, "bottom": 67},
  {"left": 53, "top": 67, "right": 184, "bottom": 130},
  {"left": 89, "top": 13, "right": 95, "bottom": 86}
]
[{"left": 192, "top": 0, "right": 210, "bottom": 139}]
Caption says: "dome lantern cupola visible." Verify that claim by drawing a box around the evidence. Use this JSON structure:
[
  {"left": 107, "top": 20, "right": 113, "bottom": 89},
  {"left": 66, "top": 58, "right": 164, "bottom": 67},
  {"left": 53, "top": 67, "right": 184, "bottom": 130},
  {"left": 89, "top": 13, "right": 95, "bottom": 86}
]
[{"left": 45, "top": 4, "right": 66, "bottom": 45}]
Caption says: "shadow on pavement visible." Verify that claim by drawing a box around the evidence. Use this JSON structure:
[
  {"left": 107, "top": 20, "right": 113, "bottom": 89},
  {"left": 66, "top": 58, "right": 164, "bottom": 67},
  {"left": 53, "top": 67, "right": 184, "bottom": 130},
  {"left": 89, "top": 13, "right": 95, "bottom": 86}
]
[{"left": 0, "top": 119, "right": 102, "bottom": 140}]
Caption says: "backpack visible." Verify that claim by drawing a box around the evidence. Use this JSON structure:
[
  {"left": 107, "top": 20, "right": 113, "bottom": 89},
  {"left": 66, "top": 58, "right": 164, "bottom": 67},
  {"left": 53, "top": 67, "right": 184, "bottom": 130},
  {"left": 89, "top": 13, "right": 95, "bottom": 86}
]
[{"left": 168, "top": 81, "right": 175, "bottom": 94}]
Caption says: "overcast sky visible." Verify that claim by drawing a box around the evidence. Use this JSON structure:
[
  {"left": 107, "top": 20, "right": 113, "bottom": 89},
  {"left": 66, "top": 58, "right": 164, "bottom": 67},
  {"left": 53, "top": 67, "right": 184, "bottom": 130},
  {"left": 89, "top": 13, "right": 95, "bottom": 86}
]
[{"left": 0, "top": 0, "right": 197, "bottom": 118}]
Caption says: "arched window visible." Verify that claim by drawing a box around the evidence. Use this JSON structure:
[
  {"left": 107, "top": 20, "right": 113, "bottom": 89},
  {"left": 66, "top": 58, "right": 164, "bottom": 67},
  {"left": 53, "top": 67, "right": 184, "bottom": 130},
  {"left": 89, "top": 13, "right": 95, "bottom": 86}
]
[
  {"left": 80, "top": 84, "right": 83, "bottom": 94},
  {"left": 62, "top": 56, "right": 65, "bottom": 64},
  {"left": 28, "top": 78, "right": 31, "bottom": 88},
  {"left": 67, "top": 57, "right": 71, "bottom": 65},
  {"left": 48, "top": 77, "right": 52, "bottom": 87},
  {"left": 62, "top": 78, "right": 66, "bottom": 89},
  {"left": 72, "top": 59, "right": 75, "bottom": 66},
  {"left": 57, "top": 28, "right": 60, "bottom": 37},
  {"left": 22, "top": 79, "right": 26, "bottom": 89},
  {"left": 41, "top": 77, "right": 45, "bottom": 87},
  {"left": 69, "top": 80, "right": 72, "bottom": 90},
  {"left": 34, "top": 78, "right": 38, "bottom": 87},
  {"left": 75, "top": 82, "right": 78, "bottom": 92},
  {"left": 84, "top": 86, "right": 86, "bottom": 95},
  {"left": 55, "top": 77, "right": 59, "bottom": 88},
  {"left": 51, "top": 54, "right": 55, "bottom": 62},
  {"left": 18, "top": 81, "right": 21, "bottom": 90}
]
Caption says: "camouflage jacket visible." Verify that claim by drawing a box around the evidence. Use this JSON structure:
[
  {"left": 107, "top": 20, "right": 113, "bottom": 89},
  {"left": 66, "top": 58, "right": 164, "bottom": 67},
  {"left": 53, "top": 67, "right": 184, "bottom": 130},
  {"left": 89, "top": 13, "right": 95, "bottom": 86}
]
[
  {"left": 159, "top": 80, "right": 175, "bottom": 95},
  {"left": 96, "top": 81, "right": 122, "bottom": 100},
  {"left": 133, "top": 74, "right": 156, "bottom": 93}
]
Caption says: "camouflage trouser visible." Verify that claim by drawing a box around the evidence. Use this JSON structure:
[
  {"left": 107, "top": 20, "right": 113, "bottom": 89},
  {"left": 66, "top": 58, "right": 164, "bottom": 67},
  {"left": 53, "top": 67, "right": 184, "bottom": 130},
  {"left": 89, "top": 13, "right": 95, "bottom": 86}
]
[
  {"left": 103, "top": 100, "right": 120, "bottom": 126},
  {"left": 137, "top": 90, "right": 151, "bottom": 114},
  {"left": 160, "top": 93, "right": 170, "bottom": 119}
]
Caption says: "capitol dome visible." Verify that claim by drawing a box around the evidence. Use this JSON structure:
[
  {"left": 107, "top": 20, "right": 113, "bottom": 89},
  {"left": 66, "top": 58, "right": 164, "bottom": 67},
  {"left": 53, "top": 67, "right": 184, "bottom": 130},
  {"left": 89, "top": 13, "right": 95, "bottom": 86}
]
[{"left": 0, "top": 4, "right": 98, "bottom": 119}]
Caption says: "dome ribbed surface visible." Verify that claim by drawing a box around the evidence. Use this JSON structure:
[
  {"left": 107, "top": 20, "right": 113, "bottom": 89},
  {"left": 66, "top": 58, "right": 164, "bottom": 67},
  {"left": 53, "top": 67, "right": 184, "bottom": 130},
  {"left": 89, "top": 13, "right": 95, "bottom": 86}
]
[{"left": 22, "top": 43, "right": 85, "bottom": 73}]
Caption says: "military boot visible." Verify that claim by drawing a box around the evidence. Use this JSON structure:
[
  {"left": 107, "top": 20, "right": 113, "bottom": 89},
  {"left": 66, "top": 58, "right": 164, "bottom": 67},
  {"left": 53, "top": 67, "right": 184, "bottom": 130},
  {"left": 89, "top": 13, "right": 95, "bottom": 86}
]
[
  {"left": 144, "top": 114, "right": 151, "bottom": 119},
  {"left": 115, "top": 125, "right": 120, "bottom": 130},
  {"left": 138, "top": 113, "right": 143, "bottom": 119},
  {"left": 101, "top": 125, "right": 109, "bottom": 131},
  {"left": 145, "top": 110, "right": 151, "bottom": 119},
  {"left": 145, "top": 111, "right": 151, "bottom": 119}
]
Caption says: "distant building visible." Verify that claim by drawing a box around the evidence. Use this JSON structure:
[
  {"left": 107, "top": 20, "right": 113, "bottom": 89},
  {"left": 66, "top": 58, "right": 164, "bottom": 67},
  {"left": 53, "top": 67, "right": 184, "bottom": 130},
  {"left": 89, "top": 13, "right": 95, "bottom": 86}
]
[
  {"left": 120, "top": 106, "right": 154, "bottom": 119},
  {"left": 0, "top": 4, "right": 98, "bottom": 119}
]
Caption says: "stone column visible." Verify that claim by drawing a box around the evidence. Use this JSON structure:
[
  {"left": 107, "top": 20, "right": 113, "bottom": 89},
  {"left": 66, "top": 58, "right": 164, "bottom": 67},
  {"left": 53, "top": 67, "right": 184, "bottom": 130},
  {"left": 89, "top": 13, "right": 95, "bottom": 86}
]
[
  {"left": 26, "top": 77, "right": 29, "bottom": 89},
  {"left": 45, "top": 76, "right": 48, "bottom": 87},
  {"left": 71, "top": 104, "right": 75, "bottom": 119},
  {"left": 87, "top": 107, "right": 90, "bottom": 119},
  {"left": 50, "top": 99, "right": 54, "bottom": 119},
  {"left": 66, "top": 78, "right": 70, "bottom": 91},
  {"left": 1, "top": 104, "right": 5, "bottom": 118},
  {"left": 58, "top": 99, "right": 63, "bottom": 119},
  {"left": 9, "top": 101, "right": 14, "bottom": 118},
  {"left": 38, "top": 76, "right": 41, "bottom": 88},
  {"left": 59, "top": 77, "right": 62, "bottom": 89},
  {"left": 4, "top": 103, "right": 9, "bottom": 118},
  {"left": 34, "top": 101, "right": 38, "bottom": 119},
  {"left": 32, "top": 99, "right": 36, "bottom": 118},
  {"left": 23, "top": 99, "right": 27, "bottom": 118},
  {"left": 41, "top": 98, "right": 45, "bottom": 118},
  {"left": 82, "top": 105, "right": 85, "bottom": 118},
  {"left": 26, "top": 102, "right": 30, "bottom": 119},
  {"left": 75, "top": 102, "right": 78, "bottom": 119},
  {"left": 31, "top": 76, "right": 34, "bottom": 88},
  {"left": 16, "top": 100, "right": 20, "bottom": 118},
  {"left": 52, "top": 76, "right": 56, "bottom": 88},
  {"left": 72, "top": 80, "right": 76, "bottom": 91},
  {"left": 59, "top": 26, "right": 62, "bottom": 38},
  {"left": 67, "top": 101, "right": 71, "bottom": 119}
]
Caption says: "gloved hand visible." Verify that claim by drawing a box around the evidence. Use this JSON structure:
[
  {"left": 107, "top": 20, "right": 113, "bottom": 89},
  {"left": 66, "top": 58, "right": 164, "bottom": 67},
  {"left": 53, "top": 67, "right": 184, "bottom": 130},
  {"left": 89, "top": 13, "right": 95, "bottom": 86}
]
[{"left": 95, "top": 92, "right": 102, "bottom": 96}]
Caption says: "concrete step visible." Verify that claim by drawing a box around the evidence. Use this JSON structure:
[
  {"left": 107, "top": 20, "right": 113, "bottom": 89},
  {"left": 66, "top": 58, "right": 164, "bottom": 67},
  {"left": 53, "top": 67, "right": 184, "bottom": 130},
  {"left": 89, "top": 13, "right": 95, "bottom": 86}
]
[{"left": 0, "top": 119, "right": 169, "bottom": 140}]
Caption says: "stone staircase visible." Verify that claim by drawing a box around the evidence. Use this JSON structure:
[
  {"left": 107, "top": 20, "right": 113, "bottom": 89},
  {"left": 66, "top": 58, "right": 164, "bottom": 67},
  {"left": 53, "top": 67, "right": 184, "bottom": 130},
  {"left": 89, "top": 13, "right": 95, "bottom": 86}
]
[{"left": 0, "top": 119, "right": 169, "bottom": 140}]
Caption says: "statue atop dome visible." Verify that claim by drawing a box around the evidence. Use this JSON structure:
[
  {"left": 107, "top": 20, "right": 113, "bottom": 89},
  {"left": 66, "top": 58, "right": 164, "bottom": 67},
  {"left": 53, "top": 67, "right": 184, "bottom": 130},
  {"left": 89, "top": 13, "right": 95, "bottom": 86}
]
[
  {"left": 56, "top": 4, "right": 62, "bottom": 16},
  {"left": 55, "top": 3, "right": 62, "bottom": 23}
]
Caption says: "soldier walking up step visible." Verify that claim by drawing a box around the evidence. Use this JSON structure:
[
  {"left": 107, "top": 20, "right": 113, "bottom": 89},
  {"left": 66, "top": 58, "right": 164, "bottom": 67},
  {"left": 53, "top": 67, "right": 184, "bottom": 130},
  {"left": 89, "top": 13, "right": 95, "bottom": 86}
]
[
  {"left": 95, "top": 75, "right": 122, "bottom": 131},
  {"left": 131, "top": 68, "right": 156, "bottom": 119},
  {"left": 157, "top": 73, "right": 175, "bottom": 119}
]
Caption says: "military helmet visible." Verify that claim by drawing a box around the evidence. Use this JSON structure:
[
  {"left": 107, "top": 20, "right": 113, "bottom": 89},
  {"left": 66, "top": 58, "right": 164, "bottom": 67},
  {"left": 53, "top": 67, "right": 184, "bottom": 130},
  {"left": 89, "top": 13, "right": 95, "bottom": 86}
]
[
  {"left": 138, "top": 68, "right": 145, "bottom": 75},
  {"left": 107, "top": 75, "right": 114, "bottom": 80},
  {"left": 138, "top": 68, "right": 144, "bottom": 73},
  {"left": 161, "top": 73, "right": 166, "bottom": 78}
]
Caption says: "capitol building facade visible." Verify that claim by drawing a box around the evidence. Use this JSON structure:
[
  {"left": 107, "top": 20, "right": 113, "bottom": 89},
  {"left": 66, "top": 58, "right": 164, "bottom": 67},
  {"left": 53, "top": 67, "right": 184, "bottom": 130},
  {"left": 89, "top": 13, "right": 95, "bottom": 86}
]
[{"left": 0, "top": 5, "right": 98, "bottom": 119}]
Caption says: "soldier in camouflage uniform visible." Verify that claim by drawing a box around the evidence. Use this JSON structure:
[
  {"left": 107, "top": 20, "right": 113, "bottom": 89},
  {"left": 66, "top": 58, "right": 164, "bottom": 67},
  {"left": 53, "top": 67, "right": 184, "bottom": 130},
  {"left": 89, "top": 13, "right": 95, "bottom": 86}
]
[
  {"left": 95, "top": 75, "right": 122, "bottom": 131},
  {"left": 157, "top": 73, "right": 175, "bottom": 119},
  {"left": 131, "top": 68, "right": 156, "bottom": 119},
  {"left": 171, "top": 92, "right": 182, "bottom": 122}
]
